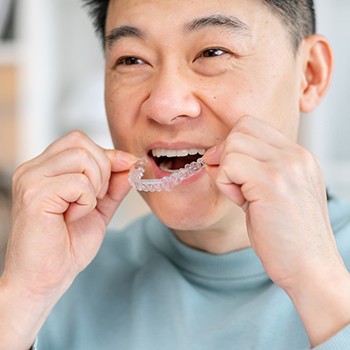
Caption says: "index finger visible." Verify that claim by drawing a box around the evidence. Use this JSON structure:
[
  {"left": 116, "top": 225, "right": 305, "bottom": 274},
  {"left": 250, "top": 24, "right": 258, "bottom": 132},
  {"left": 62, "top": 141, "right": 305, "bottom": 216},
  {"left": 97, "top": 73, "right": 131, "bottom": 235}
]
[{"left": 232, "top": 115, "right": 291, "bottom": 149}]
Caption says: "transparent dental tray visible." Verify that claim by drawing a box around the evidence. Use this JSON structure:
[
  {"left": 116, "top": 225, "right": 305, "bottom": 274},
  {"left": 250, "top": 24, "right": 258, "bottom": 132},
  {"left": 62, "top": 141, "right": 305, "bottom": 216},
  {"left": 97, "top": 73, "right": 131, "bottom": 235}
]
[{"left": 128, "top": 157, "right": 205, "bottom": 192}]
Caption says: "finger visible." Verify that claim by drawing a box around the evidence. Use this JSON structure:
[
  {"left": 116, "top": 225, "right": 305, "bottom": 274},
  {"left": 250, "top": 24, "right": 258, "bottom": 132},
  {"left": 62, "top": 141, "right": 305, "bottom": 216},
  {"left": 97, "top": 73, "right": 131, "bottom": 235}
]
[
  {"left": 203, "top": 143, "right": 224, "bottom": 166},
  {"left": 223, "top": 131, "right": 278, "bottom": 162},
  {"left": 206, "top": 162, "right": 246, "bottom": 208},
  {"left": 204, "top": 131, "right": 279, "bottom": 167},
  {"left": 95, "top": 171, "right": 131, "bottom": 225},
  {"left": 232, "top": 115, "right": 292, "bottom": 149},
  {"left": 34, "top": 173, "right": 97, "bottom": 223},
  {"left": 215, "top": 153, "right": 270, "bottom": 205},
  {"left": 15, "top": 132, "right": 111, "bottom": 197},
  {"left": 104, "top": 149, "right": 137, "bottom": 172},
  {"left": 31, "top": 147, "right": 105, "bottom": 200},
  {"left": 63, "top": 177, "right": 98, "bottom": 224},
  {"left": 101, "top": 149, "right": 136, "bottom": 201}
]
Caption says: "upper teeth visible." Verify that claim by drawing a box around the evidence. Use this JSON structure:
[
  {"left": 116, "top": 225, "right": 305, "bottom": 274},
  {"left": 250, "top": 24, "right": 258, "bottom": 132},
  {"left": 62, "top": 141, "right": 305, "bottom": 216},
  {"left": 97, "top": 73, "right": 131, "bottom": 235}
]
[{"left": 152, "top": 148, "right": 206, "bottom": 158}]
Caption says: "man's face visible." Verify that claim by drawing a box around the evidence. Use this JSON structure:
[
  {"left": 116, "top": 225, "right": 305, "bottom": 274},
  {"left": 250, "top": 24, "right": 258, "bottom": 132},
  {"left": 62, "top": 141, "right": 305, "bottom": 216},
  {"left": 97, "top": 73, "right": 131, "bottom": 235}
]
[{"left": 104, "top": 0, "right": 305, "bottom": 232}]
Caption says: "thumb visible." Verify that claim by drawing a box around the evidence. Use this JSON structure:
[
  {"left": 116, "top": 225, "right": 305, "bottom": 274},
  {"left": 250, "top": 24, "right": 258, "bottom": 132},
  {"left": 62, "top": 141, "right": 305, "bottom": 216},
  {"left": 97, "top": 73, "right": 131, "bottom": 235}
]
[
  {"left": 203, "top": 143, "right": 224, "bottom": 166},
  {"left": 96, "top": 171, "right": 131, "bottom": 225},
  {"left": 203, "top": 143, "right": 246, "bottom": 209},
  {"left": 104, "top": 149, "right": 138, "bottom": 172},
  {"left": 97, "top": 148, "right": 136, "bottom": 225}
]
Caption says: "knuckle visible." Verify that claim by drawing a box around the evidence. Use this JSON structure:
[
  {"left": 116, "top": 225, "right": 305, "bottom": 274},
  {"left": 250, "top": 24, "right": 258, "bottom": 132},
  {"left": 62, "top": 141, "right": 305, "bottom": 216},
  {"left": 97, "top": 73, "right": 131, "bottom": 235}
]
[
  {"left": 230, "top": 132, "right": 246, "bottom": 147},
  {"left": 65, "top": 147, "right": 97, "bottom": 173},
  {"left": 234, "top": 115, "right": 253, "bottom": 130},
  {"left": 294, "top": 145, "right": 311, "bottom": 160},
  {"left": 73, "top": 147, "right": 92, "bottom": 162},
  {"left": 268, "top": 167, "right": 285, "bottom": 186},
  {"left": 64, "top": 130, "right": 89, "bottom": 148},
  {"left": 12, "top": 160, "right": 31, "bottom": 184},
  {"left": 225, "top": 132, "right": 244, "bottom": 153},
  {"left": 287, "top": 146, "right": 316, "bottom": 173},
  {"left": 20, "top": 182, "right": 41, "bottom": 206},
  {"left": 77, "top": 175, "right": 98, "bottom": 203},
  {"left": 266, "top": 167, "right": 291, "bottom": 196},
  {"left": 77, "top": 173, "right": 95, "bottom": 192},
  {"left": 12, "top": 166, "right": 34, "bottom": 198}
]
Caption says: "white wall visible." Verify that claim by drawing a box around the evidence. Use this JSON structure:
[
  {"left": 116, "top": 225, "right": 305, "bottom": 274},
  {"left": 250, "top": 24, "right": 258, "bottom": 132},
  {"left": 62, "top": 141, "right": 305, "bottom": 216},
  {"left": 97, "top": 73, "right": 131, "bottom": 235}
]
[{"left": 300, "top": 0, "right": 350, "bottom": 198}]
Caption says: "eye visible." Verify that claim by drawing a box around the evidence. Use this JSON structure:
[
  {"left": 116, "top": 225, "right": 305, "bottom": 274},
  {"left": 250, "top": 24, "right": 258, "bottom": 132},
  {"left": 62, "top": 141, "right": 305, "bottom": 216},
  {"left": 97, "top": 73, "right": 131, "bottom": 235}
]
[
  {"left": 197, "top": 48, "right": 229, "bottom": 59},
  {"left": 116, "top": 56, "right": 145, "bottom": 66}
]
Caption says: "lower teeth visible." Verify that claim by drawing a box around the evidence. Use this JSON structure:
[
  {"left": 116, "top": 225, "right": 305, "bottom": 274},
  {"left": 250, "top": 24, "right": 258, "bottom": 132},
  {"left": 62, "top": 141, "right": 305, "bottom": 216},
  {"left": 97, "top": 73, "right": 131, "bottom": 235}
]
[
  {"left": 159, "top": 158, "right": 198, "bottom": 172},
  {"left": 159, "top": 160, "right": 176, "bottom": 172}
]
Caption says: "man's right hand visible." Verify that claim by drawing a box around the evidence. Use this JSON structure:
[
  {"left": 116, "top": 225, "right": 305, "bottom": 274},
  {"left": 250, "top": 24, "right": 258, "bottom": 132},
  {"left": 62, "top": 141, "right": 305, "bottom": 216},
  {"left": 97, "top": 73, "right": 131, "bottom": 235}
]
[{"left": 0, "top": 131, "right": 136, "bottom": 349}]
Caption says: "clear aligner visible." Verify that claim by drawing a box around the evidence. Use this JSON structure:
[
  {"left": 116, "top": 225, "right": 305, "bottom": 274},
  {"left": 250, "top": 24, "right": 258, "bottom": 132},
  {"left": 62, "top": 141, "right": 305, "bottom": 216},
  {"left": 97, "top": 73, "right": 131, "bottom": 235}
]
[{"left": 128, "top": 157, "right": 205, "bottom": 192}]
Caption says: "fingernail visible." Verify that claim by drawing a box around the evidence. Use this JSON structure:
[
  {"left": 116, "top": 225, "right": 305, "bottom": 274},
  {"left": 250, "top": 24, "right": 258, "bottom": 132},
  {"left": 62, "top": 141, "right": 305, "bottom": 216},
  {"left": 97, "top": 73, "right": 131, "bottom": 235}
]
[
  {"left": 116, "top": 151, "right": 138, "bottom": 164},
  {"left": 204, "top": 145, "right": 217, "bottom": 159}
]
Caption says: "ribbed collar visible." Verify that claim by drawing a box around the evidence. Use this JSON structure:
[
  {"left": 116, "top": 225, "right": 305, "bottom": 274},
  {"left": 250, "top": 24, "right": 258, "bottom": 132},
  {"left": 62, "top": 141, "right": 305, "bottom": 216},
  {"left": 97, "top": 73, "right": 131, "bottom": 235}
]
[
  {"left": 144, "top": 196, "right": 348, "bottom": 282},
  {"left": 145, "top": 215, "right": 268, "bottom": 281},
  {"left": 328, "top": 194, "right": 350, "bottom": 233}
]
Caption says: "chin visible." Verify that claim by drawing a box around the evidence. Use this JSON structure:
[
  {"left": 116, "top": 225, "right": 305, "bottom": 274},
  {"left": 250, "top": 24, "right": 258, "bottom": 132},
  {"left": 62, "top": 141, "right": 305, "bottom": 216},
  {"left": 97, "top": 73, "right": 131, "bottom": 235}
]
[{"left": 141, "top": 184, "right": 237, "bottom": 232}]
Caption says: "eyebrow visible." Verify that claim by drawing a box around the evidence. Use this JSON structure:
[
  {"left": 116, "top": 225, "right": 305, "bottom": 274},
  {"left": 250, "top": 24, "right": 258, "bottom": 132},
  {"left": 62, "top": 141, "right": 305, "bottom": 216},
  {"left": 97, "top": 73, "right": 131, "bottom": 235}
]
[
  {"left": 105, "top": 26, "right": 145, "bottom": 49},
  {"left": 185, "top": 14, "right": 250, "bottom": 34},
  {"left": 105, "top": 14, "right": 250, "bottom": 49}
]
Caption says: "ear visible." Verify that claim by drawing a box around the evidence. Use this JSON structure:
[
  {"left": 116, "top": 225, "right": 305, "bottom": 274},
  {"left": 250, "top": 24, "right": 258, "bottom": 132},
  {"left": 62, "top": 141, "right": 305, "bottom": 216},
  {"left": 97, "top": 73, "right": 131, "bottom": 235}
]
[{"left": 299, "top": 35, "right": 333, "bottom": 113}]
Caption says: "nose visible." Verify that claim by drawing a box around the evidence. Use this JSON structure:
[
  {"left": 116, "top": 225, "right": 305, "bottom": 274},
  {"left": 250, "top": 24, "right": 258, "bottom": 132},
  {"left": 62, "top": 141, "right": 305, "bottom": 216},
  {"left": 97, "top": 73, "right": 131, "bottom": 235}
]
[{"left": 141, "top": 67, "right": 201, "bottom": 125}]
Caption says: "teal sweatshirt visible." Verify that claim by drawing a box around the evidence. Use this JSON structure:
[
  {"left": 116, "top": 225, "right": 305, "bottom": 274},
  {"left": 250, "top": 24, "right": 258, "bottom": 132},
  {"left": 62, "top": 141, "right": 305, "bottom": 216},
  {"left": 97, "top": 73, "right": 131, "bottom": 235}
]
[{"left": 36, "top": 196, "right": 350, "bottom": 349}]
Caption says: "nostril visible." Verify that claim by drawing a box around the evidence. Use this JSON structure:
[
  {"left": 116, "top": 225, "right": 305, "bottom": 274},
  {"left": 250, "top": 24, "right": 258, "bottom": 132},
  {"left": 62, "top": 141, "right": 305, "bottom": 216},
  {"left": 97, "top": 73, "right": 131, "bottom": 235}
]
[{"left": 142, "top": 85, "right": 201, "bottom": 124}]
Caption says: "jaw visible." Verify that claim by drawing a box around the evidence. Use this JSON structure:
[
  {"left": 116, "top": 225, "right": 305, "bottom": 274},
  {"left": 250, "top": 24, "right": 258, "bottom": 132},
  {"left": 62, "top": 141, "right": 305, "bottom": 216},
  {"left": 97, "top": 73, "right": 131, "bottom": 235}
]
[
  {"left": 140, "top": 184, "right": 250, "bottom": 253},
  {"left": 140, "top": 175, "right": 238, "bottom": 230}
]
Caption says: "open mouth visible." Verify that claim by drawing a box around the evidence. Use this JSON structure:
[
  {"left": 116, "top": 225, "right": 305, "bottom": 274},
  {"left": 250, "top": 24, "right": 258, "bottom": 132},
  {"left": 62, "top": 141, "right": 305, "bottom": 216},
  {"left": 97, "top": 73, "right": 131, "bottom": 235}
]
[{"left": 150, "top": 148, "right": 206, "bottom": 172}]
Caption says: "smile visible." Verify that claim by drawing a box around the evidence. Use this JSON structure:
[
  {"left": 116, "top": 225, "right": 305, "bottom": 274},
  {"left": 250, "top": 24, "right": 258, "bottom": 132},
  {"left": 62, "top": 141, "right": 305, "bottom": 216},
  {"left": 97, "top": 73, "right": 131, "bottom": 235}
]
[{"left": 151, "top": 148, "right": 206, "bottom": 172}]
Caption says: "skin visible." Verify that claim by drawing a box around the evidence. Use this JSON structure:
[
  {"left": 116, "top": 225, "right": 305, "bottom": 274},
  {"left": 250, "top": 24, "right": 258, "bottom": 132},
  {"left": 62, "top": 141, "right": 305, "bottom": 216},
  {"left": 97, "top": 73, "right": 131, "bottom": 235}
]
[
  {"left": 0, "top": 0, "right": 350, "bottom": 348},
  {"left": 105, "top": 0, "right": 302, "bottom": 244}
]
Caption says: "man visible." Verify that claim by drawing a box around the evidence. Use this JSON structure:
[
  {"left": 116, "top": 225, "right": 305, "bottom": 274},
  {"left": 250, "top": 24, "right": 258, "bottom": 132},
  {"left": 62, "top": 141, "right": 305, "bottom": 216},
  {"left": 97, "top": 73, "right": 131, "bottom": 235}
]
[{"left": 1, "top": 0, "right": 350, "bottom": 349}]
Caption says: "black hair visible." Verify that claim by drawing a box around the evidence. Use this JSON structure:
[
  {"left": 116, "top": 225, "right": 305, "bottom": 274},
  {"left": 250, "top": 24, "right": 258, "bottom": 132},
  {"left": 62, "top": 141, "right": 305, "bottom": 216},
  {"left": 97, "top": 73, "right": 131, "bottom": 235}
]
[
  {"left": 82, "top": 0, "right": 109, "bottom": 45},
  {"left": 82, "top": 0, "right": 316, "bottom": 51},
  {"left": 263, "top": 0, "right": 316, "bottom": 51}
]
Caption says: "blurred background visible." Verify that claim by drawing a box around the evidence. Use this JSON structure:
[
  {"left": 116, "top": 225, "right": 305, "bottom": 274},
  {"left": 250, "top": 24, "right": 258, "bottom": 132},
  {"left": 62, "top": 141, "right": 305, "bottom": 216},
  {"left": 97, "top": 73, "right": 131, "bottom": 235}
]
[{"left": 0, "top": 0, "right": 350, "bottom": 269}]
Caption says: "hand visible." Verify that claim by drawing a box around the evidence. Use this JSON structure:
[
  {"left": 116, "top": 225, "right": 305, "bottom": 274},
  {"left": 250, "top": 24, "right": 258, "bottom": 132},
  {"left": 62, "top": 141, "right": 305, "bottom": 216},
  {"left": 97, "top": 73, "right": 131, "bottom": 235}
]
[
  {"left": 204, "top": 115, "right": 343, "bottom": 288},
  {"left": 204, "top": 115, "right": 350, "bottom": 346},
  {"left": 2, "top": 131, "right": 136, "bottom": 299},
  {"left": 0, "top": 131, "right": 136, "bottom": 350}
]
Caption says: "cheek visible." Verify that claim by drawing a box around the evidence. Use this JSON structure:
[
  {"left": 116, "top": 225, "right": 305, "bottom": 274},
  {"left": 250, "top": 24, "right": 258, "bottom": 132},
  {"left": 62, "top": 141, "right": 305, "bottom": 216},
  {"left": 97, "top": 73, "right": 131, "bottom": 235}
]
[
  {"left": 105, "top": 81, "right": 142, "bottom": 148},
  {"left": 214, "top": 70, "right": 300, "bottom": 138},
  {"left": 264, "top": 73, "right": 302, "bottom": 138},
  {"left": 105, "top": 98, "right": 125, "bottom": 148},
  {"left": 208, "top": 85, "right": 256, "bottom": 128}
]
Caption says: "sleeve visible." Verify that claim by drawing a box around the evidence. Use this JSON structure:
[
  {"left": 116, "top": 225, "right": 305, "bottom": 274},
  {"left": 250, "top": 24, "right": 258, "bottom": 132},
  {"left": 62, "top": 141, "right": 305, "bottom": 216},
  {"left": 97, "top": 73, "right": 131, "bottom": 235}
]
[{"left": 312, "top": 324, "right": 350, "bottom": 350}]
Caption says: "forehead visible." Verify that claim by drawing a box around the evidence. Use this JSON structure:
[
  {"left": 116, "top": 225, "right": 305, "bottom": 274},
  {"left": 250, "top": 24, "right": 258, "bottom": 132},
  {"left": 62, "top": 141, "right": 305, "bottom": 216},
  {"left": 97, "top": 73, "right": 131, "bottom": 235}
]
[{"left": 105, "top": 0, "right": 281, "bottom": 37}]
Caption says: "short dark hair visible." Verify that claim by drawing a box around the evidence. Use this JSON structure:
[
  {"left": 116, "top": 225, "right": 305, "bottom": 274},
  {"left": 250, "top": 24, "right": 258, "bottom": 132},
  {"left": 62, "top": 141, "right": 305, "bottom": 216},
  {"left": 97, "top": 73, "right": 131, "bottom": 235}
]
[
  {"left": 263, "top": 0, "right": 316, "bottom": 51},
  {"left": 82, "top": 0, "right": 316, "bottom": 51}
]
